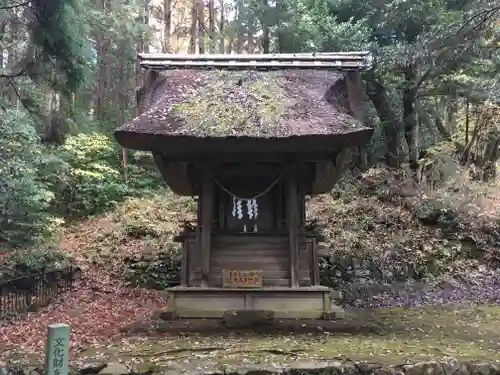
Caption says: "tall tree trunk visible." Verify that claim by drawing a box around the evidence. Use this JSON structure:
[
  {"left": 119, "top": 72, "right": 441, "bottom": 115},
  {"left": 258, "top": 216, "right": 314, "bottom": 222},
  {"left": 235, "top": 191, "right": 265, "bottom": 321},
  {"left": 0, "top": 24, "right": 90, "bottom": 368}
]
[
  {"left": 247, "top": 19, "right": 253, "bottom": 53},
  {"left": 136, "top": 0, "right": 150, "bottom": 87},
  {"left": 7, "top": 14, "right": 20, "bottom": 68},
  {"left": 0, "top": 20, "right": 5, "bottom": 69},
  {"left": 227, "top": 37, "right": 234, "bottom": 53},
  {"left": 189, "top": 0, "right": 197, "bottom": 53},
  {"left": 261, "top": 0, "right": 270, "bottom": 53},
  {"left": 117, "top": 43, "right": 126, "bottom": 127},
  {"left": 345, "top": 72, "right": 370, "bottom": 170},
  {"left": 6, "top": 13, "right": 21, "bottom": 105},
  {"left": 465, "top": 97, "right": 470, "bottom": 145},
  {"left": 447, "top": 100, "right": 458, "bottom": 134},
  {"left": 118, "top": 42, "right": 128, "bottom": 180},
  {"left": 96, "top": 43, "right": 111, "bottom": 121},
  {"left": 365, "top": 74, "right": 402, "bottom": 167},
  {"left": 276, "top": 0, "right": 288, "bottom": 52},
  {"left": 481, "top": 135, "right": 500, "bottom": 181},
  {"left": 163, "top": 0, "right": 172, "bottom": 52},
  {"left": 403, "top": 66, "right": 419, "bottom": 172},
  {"left": 235, "top": 0, "right": 244, "bottom": 53},
  {"left": 136, "top": 41, "right": 142, "bottom": 88},
  {"left": 218, "top": 0, "right": 225, "bottom": 53},
  {"left": 143, "top": 0, "right": 150, "bottom": 53},
  {"left": 197, "top": 0, "right": 205, "bottom": 53},
  {"left": 95, "top": 0, "right": 111, "bottom": 122},
  {"left": 208, "top": 0, "right": 215, "bottom": 52}
]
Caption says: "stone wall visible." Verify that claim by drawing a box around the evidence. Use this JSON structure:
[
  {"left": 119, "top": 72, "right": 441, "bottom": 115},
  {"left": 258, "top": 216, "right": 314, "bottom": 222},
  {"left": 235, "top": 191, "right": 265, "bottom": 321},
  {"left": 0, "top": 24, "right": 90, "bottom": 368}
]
[{"left": 123, "top": 250, "right": 181, "bottom": 289}]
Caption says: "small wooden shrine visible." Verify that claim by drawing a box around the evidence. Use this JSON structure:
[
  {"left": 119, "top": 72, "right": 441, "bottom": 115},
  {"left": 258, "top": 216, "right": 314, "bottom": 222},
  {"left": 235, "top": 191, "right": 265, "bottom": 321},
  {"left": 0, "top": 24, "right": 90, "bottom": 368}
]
[{"left": 115, "top": 52, "right": 374, "bottom": 320}]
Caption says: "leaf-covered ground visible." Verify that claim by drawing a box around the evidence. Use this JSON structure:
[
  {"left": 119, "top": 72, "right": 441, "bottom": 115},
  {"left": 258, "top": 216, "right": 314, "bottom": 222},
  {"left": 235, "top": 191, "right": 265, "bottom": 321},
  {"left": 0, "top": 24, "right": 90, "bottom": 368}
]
[
  {"left": 0, "top": 269, "right": 167, "bottom": 361},
  {"left": 1, "top": 192, "right": 189, "bottom": 361}
]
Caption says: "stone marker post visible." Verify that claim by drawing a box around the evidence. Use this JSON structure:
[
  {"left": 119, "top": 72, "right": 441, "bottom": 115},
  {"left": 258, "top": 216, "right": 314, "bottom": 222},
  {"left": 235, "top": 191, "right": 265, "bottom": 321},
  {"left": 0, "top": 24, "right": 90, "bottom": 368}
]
[{"left": 45, "top": 324, "right": 70, "bottom": 375}]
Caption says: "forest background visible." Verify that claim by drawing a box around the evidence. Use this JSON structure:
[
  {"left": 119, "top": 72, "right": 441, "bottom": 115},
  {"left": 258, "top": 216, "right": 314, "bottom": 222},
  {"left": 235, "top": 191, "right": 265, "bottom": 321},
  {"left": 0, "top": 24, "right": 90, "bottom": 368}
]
[{"left": 0, "top": 0, "right": 500, "bottom": 284}]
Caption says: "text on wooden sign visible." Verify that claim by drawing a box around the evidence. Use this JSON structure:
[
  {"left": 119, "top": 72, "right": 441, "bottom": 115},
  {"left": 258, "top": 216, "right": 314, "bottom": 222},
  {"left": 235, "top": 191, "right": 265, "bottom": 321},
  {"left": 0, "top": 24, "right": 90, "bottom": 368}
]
[{"left": 222, "top": 269, "right": 263, "bottom": 287}]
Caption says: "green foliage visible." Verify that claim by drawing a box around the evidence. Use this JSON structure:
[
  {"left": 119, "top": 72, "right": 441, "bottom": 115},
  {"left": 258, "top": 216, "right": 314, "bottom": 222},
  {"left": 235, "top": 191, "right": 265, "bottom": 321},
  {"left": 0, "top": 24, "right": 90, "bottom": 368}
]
[
  {"left": 1, "top": 247, "right": 72, "bottom": 279},
  {"left": 56, "top": 133, "right": 131, "bottom": 214},
  {"left": 0, "top": 110, "right": 163, "bottom": 248},
  {"left": 51, "top": 132, "right": 164, "bottom": 217},
  {"left": 0, "top": 110, "right": 57, "bottom": 247},
  {"left": 60, "top": 191, "right": 194, "bottom": 283},
  {"left": 283, "top": 0, "right": 499, "bottom": 167},
  {"left": 30, "top": 0, "right": 92, "bottom": 92},
  {"left": 281, "top": 0, "right": 371, "bottom": 52}
]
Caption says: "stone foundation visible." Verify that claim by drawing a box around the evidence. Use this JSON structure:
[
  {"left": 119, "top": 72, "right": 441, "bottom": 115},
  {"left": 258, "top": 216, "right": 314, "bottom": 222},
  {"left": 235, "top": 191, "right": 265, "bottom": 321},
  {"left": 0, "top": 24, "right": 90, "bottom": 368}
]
[{"left": 163, "top": 286, "right": 345, "bottom": 320}]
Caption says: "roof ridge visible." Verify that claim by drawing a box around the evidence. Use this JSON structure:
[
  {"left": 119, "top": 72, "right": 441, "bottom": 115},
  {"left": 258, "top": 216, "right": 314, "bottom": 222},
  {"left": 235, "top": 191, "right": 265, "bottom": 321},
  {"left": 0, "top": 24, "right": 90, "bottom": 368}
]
[{"left": 138, "top": 52, "right": 373, "bottom": 72}]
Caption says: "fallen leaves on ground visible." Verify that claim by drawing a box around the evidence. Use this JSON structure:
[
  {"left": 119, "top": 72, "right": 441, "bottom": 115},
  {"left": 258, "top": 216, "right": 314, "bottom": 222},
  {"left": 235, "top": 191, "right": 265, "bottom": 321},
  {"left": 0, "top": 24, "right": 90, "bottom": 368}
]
[
  {"left": 72, "top": 305, "right": 500, "bottom": 368},
  {"left": 0, "top": 267, "right": 166, "bottom": 361},
  {"left": 1, "top": 203, "right": 174, "bottom": 362}
]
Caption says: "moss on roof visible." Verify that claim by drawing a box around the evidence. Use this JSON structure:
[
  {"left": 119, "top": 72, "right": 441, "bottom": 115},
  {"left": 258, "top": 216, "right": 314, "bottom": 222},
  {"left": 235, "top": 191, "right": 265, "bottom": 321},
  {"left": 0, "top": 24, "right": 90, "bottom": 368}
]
[
  {"left": 171, "top": 71, "right": 288, "bottom": 137},
  {"left": 117, "top": 69, "right": 371, "bottom": 139}
]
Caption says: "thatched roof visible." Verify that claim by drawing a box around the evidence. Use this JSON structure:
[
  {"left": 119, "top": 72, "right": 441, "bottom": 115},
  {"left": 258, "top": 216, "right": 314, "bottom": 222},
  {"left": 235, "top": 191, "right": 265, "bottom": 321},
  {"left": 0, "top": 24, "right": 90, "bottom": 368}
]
[{"left": 115, "top": 69, "right": 373, "bottom": 153}]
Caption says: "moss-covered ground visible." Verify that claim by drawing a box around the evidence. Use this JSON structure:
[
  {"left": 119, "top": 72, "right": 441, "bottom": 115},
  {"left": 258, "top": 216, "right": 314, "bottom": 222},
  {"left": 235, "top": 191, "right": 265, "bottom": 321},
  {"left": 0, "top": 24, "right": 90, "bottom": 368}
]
[{"left": 76, "top": 304, "right": 500, "bottom": 370}]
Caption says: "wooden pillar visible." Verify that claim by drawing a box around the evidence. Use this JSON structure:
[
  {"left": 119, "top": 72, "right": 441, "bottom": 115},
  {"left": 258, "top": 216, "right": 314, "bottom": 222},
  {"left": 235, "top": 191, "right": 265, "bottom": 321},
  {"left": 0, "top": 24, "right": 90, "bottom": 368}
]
[
  {"left": 286, "top": 168, "right": 300, "bottom": 288},
  {"left": 180, "top": 241, "right": 188, "bottom": 286},
  {"left": 275, "top": 184, "right": 284, "bottom": 229},
  {"left": 311, "top": 238, "right": 320, "bottom": 286},
  {"left": 199, "top": 165, "right": 214, "bottom": 287}
]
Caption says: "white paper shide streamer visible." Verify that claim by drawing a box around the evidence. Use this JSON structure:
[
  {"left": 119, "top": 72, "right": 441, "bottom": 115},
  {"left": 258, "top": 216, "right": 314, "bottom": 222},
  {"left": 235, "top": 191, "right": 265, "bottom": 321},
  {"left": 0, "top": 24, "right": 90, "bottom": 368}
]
[
  {"left": 211, "top": 172, "right": 285, "bottom": 233},
  {"left": 232, "top": 198, "right": 259, "bottom": 220}
]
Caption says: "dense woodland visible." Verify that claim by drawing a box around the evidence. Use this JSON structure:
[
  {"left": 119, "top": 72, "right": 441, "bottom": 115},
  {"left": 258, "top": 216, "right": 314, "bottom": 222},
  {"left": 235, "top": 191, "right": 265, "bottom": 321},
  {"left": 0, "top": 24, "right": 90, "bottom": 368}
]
[{"left": 0, "top": 0, "right": 499, "bottom": 254}]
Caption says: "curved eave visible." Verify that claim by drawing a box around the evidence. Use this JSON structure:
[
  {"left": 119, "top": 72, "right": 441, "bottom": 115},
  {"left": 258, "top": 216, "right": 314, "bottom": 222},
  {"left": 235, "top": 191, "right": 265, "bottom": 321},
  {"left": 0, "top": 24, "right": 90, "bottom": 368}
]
[{"left": 114, "top": 128, "right": 374, "bottom": 157}]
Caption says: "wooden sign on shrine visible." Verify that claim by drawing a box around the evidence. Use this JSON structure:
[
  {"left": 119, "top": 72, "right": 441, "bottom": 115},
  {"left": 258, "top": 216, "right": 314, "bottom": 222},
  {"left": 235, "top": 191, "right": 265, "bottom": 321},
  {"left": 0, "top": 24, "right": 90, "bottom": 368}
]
[{"left": 222, "top": 269, "right": 263, "bottom": 288}]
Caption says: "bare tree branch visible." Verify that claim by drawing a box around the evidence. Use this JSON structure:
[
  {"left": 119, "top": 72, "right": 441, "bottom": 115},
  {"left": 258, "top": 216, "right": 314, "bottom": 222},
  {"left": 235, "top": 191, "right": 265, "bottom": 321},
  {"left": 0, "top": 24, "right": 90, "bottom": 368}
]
[
  {"left": 0, "top": 68, "right": 26, "bottom": 79},
  {"left": 0, "top": 1, "right": 30, "bottom": 10},
  {"left": 5, "top": 75, "right": 38, "bottom": 123},
  {"left": 414, "top": 5, "right": 500, "bottom": 90}
]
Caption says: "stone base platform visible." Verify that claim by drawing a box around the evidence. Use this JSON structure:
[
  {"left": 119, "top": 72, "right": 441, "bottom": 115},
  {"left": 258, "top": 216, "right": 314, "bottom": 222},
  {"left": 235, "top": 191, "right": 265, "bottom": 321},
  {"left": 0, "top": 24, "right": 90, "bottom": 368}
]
[
  {"left": 151, "top": 316, "right": 375, "bottom": 334},
  {"left": 161, "top": 286, "right": 345, "bottom": 320}
]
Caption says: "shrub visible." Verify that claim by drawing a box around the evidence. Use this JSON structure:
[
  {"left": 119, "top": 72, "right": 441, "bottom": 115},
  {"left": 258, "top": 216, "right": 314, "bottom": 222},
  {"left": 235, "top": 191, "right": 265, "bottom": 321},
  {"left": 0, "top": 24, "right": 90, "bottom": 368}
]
[
  {"left": 0, "top": 247, "right": 73, "bottom": 280},
  {"left": 0, "top": 114, "right": 166, "bottom": 249},
  {"left": 0, "top": 110, "right": 59, "bottom": 247},
  {"left": 51, "top": 132, "right": 163, "bottom": 217}
]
